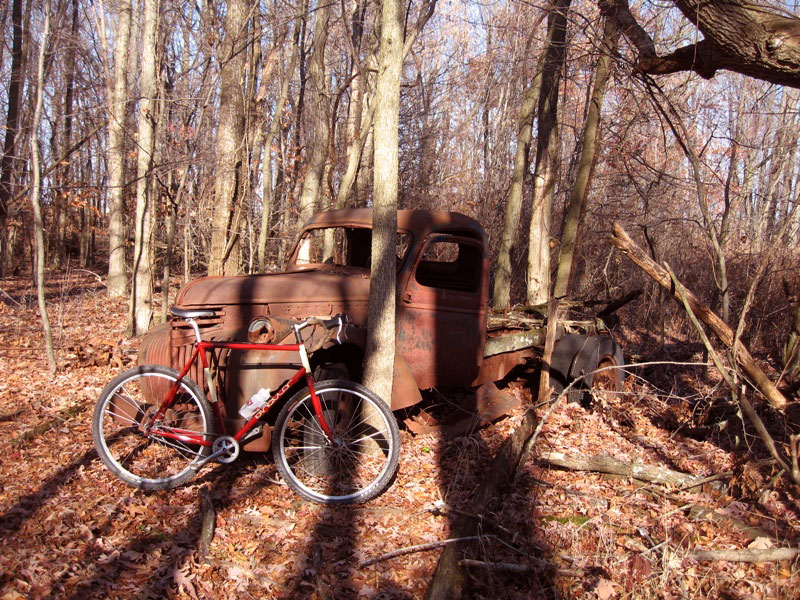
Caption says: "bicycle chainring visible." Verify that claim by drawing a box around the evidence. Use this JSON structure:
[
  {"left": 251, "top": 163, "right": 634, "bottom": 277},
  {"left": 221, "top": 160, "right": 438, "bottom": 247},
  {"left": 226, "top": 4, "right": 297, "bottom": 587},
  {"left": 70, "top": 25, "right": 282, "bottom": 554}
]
[{"left": 212, "top": 436, "right": 240, "bottom": 464}]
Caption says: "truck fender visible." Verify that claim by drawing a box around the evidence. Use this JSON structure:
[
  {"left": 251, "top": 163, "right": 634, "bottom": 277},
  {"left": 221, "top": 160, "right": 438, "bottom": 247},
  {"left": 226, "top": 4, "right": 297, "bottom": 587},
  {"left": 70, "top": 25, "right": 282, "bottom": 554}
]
[{"left": 392, "top": 354, "right": 423, "bottom": 410}]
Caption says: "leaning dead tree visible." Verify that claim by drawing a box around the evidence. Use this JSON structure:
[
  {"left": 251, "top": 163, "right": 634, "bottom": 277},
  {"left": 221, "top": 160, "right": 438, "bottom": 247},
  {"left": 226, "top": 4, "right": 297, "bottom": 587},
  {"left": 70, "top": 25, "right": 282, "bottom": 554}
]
[
  {"left": 610, "top": 223, "right": 800, "bottom": 485},
  {"left": 610, "top": 223, "right": 787, "bottom": 412}
]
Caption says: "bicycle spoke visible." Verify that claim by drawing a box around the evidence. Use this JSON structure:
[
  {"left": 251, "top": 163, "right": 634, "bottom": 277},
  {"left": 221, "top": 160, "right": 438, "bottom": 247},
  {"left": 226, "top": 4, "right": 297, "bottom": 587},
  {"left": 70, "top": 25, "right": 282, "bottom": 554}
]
[
  {"left": 93, "top": 366, "right": 212, "bottom": 490},
  {"left": 273, "top": 381, "right": 400, "bottom": 504}
]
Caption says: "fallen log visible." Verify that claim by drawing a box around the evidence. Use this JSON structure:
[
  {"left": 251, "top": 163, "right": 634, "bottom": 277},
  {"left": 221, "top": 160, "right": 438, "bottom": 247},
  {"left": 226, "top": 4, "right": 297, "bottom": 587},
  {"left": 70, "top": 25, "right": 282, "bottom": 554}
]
[
  {"left": 538, "top": 451, "right": 704, "bottom": 489},
  {"left": 197, "top": 485, "right": 216, "bottom": 563},
  {"left": 692, "top": 547, "right": 800, "bottom": 563},
  {"left": 609, "top": 223, "right": 787, "bottom": 412}
]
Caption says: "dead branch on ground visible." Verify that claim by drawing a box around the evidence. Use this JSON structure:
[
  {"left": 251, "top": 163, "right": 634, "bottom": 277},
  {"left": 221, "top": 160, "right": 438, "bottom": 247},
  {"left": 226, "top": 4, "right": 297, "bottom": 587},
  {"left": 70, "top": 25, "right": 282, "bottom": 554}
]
[
  {"left": 537, "top": 451, "right": 704, "bottom": 488},
  {"left": 692, "top": 547, "right": 800, "bottom": 563}
]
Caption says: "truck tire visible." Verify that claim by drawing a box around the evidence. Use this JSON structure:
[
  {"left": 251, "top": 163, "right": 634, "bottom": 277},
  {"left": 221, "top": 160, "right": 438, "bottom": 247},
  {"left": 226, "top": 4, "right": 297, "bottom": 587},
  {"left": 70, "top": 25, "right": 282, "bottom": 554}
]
[{"left": 550, "top": 334, "right": 624, "bottom": 405}]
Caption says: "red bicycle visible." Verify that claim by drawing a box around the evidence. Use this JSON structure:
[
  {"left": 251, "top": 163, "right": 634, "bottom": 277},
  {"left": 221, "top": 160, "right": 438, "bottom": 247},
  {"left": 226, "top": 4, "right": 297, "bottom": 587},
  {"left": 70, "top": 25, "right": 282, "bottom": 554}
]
[{"left": 92, "top": 307, "right": 400, "bottom": 504}]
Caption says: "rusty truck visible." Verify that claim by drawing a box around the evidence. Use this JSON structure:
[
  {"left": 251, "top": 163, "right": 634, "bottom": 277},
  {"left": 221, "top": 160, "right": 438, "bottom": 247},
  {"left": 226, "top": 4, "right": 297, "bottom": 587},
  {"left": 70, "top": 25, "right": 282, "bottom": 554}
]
[{"left": 139, "top": 208, "right": 625, "bottom": 448}]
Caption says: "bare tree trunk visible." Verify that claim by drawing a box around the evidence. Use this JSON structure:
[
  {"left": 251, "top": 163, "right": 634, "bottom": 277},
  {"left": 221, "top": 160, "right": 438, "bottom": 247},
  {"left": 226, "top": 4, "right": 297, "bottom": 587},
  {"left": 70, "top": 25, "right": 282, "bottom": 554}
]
[
  {"left": 128, "top": 0, "right": 159, "bottom": 335},
  {"left": 107, "top": 0, "right": 132, "bottom": 297},
  {"left": 526, "top": 0, "right": 571, "bottom": 305},
  {"left": 493, "top": 60, "right": 542, "bottom": 309},
  {"left": 30, "top": 3, "right": 57, "bottom": 373},
  {"left": 208, "top": 0, "right": 248, "bottom": 276},
  {"left": 332, "top": 0, "right": 370, "bottom": 212},
  {"left": 0, "top": 0, "right": 26, "bottom": 275},
  {"left": 161, "top": 191, "right": 176, "bottom": 322},
  {"left": 784, "top": 284, "right": 800, "bottom": 377},
  {"left": 554, "top": 18, "right": 617, "bottom": 298},
  {"left": 53, "top": 0, "right": 79, "bottom": 270},
  {"left": 362, "top": 0, "right": 403, "bottom": 402},
  {"left": 296, "top": 2, "right": 331, "bottom": 233},
  {"left": 258, "top": 17, "right": 300, "bottom": 272}
]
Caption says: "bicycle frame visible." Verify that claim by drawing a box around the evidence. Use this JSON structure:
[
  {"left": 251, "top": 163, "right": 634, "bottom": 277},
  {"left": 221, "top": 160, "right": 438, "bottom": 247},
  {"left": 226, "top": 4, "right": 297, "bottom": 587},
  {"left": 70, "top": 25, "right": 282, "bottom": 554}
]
[{"left": 145, "top": 337, "right": 334, "bottom": 448}]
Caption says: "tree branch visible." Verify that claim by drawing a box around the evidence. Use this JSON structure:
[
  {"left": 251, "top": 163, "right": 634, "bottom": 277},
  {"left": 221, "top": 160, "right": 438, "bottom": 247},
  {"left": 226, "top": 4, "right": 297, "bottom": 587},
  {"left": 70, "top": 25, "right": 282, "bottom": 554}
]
[
  {"left": 609, "top": 223, "right": 787, "bottom": 411},
  {"left": 603, "top": 0, "right": 800, "bottom": 88}
]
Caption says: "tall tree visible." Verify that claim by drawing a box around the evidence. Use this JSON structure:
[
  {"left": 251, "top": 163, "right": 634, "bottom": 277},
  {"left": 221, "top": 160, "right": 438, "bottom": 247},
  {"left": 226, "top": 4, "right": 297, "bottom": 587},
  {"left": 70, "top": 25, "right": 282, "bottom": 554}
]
[
  {"left": 362, "top": 0, "right": 404, "bottom": 402},
  {"left": 296, "top": 1, "right": 331, "bottom": 228},
  {"left": 208, "top": 0, "right": 249, "bottom": 276},
  {"left": 554, "top": 15, "right": 618, "bottom": 297},
  {"left": 0, "top": 0, "right": 25, "bottom": 275},
  {"left": 258, "top": 16, "right": 300, "bottom": 272},
  {"left": 106, "top": 0, "right": 132, "bottom": 297},
  {"left": 526, "top": 0, "right": 572, "bottom": 305},
  {"left": 493, "top": 36, "right": 544, "bottom": 309},
  {"left": 129, "top": 0, "right": 160, "bottom": 335},
  {"left": 30, "top": 1, "right": 57, "bottom": 373}
]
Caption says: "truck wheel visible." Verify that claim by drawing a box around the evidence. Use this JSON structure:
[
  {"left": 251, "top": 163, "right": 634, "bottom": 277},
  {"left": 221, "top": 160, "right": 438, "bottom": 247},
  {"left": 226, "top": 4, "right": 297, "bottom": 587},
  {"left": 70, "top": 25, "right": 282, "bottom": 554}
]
[
  {"left": 594, "top": 336, "right": 625, "bottom": 400},
  {"left": 550, "top": 334, "right": 624, "bottom": 405}
]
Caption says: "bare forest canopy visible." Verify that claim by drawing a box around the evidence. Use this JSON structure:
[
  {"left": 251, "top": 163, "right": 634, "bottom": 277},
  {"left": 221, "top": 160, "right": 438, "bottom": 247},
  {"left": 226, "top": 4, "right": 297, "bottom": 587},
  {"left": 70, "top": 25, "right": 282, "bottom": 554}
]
[{"left": 1, "top": 0, "right": 799, "bottom": 359}]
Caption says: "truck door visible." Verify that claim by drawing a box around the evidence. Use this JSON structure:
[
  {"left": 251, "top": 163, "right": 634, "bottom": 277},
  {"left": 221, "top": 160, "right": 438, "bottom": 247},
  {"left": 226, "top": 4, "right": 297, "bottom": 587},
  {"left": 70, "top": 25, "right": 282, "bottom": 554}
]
[{"left": 397, "top": 234, "right": 488, "bottom": 389}]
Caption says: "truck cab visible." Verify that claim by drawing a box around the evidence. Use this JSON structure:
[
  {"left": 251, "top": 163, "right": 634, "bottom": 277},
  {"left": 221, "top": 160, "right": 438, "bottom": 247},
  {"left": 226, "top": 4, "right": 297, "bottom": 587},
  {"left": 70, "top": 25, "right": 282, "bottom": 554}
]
[{"left": 139, "top": 209, "right": 493, "bottom": 448}]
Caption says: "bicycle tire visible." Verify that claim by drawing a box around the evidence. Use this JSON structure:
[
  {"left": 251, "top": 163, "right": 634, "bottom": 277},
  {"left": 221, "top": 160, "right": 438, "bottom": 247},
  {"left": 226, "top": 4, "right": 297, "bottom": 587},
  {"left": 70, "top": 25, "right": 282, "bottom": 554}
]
[
  {"left": 92, "top": 365, "right": 214, "bottom": 490},
  {"left": 272, "top": 379, "right": 400, "bottom": 504}
]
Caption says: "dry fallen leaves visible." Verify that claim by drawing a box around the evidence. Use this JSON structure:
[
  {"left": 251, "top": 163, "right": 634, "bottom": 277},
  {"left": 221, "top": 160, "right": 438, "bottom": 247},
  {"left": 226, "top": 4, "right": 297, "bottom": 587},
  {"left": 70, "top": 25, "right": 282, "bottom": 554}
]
[{"left": 0, "top": 272, "right": 798, "bottom": 598}]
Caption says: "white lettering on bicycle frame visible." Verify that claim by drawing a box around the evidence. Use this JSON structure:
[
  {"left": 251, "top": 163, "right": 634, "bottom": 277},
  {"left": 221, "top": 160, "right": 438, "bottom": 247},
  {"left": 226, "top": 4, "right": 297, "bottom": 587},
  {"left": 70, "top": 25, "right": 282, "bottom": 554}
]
[{"left": 251, "top": 375, "right": 302, "bottom": 420}]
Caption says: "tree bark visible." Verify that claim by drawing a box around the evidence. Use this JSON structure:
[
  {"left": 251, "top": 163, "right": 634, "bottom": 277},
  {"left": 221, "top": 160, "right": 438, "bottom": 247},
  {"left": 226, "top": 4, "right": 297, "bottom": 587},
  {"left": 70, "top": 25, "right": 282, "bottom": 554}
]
[
  {"left": 128, "top": 0, "right": 160, "bottom": 335},
  {"left": 258, "top": 17, "right": 300, "bottom": 272},
  {"left": 362, "top": 0, "right": 403, "bottom": 403},
  {"left": 296, "top": 2, "right": 331, "bottom": 233},
  {"left": 30, "top": 3, "right": 57, "bottom": 374},
  {"left": 692, "top": 547, "right": 800, "bottom": 563},
  {"left": 554, "top": 16, "right": 617, "bottom": 298},
  {"left": 538, "top": 451, "right": 703, "bottom": 488},
  {"left": 610, "top": 223, "right": 788, "bottom": 411},
  {"left": 526, "top": 0, "right": 572, "bottom": 306},
  {"left": 107, "top": 0, "right": 132, "bottom": 297},
  {"left": 53, "top": 0, "right": 79, "bottom": 270},
  {"left": 493, "top": 54, "right": 542, "bottom": 310},
  {"left": 208, "top": 0, "right": 248, "bottom": 276},
  {"left": 784, "top": 282, "right": 800, "bottom": 377},
  {"left": 603, "top": 0, "right": 800, "bottom": 88},
  {"left": 0, "top": 0, "right": 26, "bottom": 275}
]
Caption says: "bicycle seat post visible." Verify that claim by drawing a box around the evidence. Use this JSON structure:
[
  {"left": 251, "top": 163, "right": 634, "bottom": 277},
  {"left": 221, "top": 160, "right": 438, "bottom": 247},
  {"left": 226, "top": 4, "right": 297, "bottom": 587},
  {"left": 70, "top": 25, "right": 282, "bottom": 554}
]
[{"left": 187, "top": 317, "right": 203, "bottom": 344}]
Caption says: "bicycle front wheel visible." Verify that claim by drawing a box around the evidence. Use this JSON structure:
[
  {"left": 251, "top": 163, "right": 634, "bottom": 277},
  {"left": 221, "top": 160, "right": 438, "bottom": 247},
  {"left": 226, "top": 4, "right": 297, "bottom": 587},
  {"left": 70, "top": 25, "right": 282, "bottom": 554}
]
[
  {"left": 272, "top": 380, "right": 400, "bottom": 504},
  {"left": 92, "top": 365, "right": 214, "bottom": 490}
]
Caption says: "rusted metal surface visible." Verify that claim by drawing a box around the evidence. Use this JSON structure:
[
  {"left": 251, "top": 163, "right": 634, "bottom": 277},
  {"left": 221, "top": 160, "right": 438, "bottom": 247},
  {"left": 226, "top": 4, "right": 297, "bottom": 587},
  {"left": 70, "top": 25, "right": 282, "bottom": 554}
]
[
  {"left": 141, "top": 209, "right": 494, "bottom": 409},
  {"left": 137, "top": 208, "right": 618, "bottom": 442},
  {"left": 443, "top": 382, "right": 521, "bottom": 438},
  {"left": 402, "top": 382, "right": 522, "bottom": 437}
]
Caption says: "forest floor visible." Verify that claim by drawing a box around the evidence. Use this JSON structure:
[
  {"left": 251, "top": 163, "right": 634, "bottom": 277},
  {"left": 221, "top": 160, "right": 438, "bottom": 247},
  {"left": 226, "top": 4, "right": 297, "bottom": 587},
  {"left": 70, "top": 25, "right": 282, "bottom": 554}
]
[{"left": 0, "top": 270, "right": 798, "bottom": 599}]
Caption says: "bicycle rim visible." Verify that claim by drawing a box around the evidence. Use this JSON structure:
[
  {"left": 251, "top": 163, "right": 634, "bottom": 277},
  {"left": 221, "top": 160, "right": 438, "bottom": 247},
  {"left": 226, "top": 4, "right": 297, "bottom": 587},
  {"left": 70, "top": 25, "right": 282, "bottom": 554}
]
[
  {"left": 94, "top": 367, "right": 212, "bottom": 490},
  {"left": 274, "top": 381, "right": 400, "bottom": 504}
]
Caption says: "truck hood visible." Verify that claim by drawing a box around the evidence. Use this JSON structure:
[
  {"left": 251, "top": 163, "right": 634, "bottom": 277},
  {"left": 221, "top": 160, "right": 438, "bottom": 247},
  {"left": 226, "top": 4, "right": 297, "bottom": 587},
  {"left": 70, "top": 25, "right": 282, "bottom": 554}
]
[{"left": 174, "top": 268, "right": 371, "bottom": 307}]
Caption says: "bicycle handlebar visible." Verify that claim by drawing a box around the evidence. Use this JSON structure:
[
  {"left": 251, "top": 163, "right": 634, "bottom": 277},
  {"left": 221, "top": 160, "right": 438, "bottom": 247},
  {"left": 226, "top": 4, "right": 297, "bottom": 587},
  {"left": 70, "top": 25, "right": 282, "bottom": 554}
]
[{"left": 293, "top": 313, "right": 350, "bottom": 347}]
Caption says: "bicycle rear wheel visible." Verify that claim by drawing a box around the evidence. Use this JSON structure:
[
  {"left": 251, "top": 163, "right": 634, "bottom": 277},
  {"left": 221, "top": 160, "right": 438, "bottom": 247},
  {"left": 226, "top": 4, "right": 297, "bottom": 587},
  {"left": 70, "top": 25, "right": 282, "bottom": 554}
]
[
  {"left": 92, "top": 365, "right": 214, "bottom": 490},
  {"left": 272, "top": 380, "right": 400, "bottom": 504}
]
